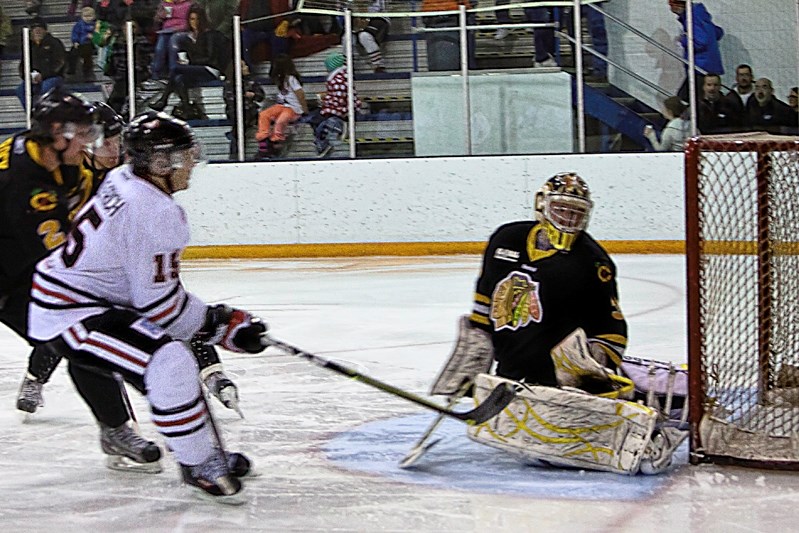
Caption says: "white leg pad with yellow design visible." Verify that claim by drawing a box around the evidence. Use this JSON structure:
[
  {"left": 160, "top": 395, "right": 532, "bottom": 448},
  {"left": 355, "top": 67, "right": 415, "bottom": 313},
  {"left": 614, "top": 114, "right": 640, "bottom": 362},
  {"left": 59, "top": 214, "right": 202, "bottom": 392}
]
[
  {"left": 429, "top": 315, "right": 494, "bottom": 396},
  {"left": 467, "top": 373, "right": 661, "bottom": 475}
]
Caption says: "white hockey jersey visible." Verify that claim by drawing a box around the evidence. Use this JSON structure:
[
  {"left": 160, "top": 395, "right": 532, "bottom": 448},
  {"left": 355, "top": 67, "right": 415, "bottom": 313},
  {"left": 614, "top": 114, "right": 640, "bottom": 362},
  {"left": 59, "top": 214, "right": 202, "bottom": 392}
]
[{"left": 28, "top": 165, "right": 207, "bottom": 342}]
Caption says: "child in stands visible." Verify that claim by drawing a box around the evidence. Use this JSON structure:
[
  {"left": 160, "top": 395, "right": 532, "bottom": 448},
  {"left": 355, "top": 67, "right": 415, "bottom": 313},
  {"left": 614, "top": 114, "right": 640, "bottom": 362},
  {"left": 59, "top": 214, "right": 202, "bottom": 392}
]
[
  {"left": 308, "top": 52, "right": 362, "bottom": 158},
  {"left": 255, "top": 54, "right": 308, "bottom": 158}
]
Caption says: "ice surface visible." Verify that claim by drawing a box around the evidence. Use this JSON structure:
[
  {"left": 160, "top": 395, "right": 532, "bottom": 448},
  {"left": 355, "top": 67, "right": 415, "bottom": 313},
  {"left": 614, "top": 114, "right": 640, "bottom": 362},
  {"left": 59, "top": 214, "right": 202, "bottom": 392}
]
[{"left": 1, "top": 255, "right": 798, "bottom": 532}]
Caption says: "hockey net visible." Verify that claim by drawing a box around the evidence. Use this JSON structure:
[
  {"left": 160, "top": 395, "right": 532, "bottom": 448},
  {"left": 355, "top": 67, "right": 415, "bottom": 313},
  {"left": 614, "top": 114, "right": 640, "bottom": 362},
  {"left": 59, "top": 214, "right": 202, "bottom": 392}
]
[{"left": 686, "top": 133, "right": 799, "bottom": 469}]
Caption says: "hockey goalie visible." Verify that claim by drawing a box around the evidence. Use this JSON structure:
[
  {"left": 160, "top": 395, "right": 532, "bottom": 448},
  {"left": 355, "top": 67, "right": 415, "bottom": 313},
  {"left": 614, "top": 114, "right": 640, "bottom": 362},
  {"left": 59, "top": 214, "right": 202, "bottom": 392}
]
[{"left": 404, "top": 173, "right": 687, "bottom": 474}]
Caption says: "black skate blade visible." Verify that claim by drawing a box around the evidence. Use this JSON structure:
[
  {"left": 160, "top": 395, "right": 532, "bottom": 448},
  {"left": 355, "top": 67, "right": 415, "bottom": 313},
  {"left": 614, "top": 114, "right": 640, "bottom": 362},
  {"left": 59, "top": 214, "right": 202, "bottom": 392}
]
[{"left": 188, "top": 486, "right": 247, "bottom": 506}]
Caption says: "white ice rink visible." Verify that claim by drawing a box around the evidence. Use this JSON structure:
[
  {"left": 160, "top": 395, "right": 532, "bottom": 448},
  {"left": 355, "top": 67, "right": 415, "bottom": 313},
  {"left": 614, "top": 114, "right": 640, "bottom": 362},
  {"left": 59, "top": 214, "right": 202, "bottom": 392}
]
[{"left": 2, "top": 254, "right": 799, "bottom": 532}]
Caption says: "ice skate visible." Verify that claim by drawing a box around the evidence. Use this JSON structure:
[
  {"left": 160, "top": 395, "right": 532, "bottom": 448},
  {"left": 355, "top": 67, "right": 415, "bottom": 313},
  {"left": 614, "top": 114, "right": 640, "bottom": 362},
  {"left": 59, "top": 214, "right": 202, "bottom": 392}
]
[
  {"left": 181, "top": 452, "right": 246, "bottom": 505},
  {"left": 16, "top": 374, "right": 44, "bottom": 414},
  {"left": 100, "top": 423, "right": 163, "bottom": 473}
]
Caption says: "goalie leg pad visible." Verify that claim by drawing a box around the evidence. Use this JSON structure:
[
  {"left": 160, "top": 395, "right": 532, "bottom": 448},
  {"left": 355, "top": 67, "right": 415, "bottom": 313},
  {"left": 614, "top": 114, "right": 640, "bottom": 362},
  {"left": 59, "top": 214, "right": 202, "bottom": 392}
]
[
  {"left": 467, "top": 373, "right": 661, "bottom": 475},
  {"left": 429, "top": 315, "right": 494, "bottom": 396}
]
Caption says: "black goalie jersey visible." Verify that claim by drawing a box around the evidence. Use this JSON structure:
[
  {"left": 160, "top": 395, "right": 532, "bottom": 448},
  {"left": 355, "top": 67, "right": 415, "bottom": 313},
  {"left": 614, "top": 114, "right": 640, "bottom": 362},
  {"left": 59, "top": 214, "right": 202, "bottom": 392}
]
[{"left": 470, "top": 221, "right": 627, "bottom": 386}]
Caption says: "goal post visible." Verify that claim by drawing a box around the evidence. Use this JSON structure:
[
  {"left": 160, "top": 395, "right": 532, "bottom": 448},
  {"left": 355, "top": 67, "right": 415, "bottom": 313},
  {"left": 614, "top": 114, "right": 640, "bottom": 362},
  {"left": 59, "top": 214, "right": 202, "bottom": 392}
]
[{"left": 686, "top": 133, "right": 799, "bottom": 469}]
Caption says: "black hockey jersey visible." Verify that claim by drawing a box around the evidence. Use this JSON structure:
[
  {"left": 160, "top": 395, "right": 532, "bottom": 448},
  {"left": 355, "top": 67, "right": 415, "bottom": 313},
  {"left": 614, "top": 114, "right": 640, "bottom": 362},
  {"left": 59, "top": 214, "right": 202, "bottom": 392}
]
[
  {"left": 470, "top": 221, "right": 627, "bottom": 386},
  {"left": 0, "top": 134, "right": 94, "bottom": 295}
]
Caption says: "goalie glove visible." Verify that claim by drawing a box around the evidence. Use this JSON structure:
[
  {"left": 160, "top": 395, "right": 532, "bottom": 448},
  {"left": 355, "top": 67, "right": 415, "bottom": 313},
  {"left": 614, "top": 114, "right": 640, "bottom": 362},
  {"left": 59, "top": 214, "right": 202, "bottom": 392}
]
[{"left": 197, "top": 305, "right": 267, "bottom": 354}]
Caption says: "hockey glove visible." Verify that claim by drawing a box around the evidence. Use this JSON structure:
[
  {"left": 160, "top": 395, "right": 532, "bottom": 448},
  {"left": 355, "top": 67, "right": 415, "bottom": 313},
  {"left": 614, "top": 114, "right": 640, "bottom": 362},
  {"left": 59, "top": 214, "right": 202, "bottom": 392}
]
[{"left": 197, "top": 304, "right": 267, "bottom": 354}]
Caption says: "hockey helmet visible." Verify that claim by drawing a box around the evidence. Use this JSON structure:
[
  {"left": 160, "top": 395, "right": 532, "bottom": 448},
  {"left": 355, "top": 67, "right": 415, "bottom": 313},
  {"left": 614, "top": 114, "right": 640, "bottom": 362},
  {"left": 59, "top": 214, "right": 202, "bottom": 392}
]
[
  {"left": 28, "top": 87, "right": 101, "bottom": 145},
  {"left": 534, "top": 172, "right": 593, "bottom": 251},
  {"left": 124, "top": 111, "right": 202, "bottom": 187},
  {"left": 88, "top": 101, "right": 124, "bottom": 163}
]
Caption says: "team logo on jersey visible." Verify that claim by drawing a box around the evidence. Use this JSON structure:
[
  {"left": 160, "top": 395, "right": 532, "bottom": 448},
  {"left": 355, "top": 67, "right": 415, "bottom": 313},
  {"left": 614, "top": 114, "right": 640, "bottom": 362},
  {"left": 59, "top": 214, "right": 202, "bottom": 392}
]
[
  {"left": 30, "top": 189, "right": 58, "bottom": 212},
  {"left": 490, "top": 271, "right": 542, "bottom": 331},
  {"left": 597, "top": 264, "right": 613, "bottom": 283}
]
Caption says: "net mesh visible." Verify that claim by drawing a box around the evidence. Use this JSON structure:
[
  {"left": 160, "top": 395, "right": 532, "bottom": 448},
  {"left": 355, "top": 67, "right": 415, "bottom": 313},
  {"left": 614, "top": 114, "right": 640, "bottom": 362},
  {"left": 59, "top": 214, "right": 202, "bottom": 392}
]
[{"left": 688, "top": 134, "right": 799, "bottom": 467}]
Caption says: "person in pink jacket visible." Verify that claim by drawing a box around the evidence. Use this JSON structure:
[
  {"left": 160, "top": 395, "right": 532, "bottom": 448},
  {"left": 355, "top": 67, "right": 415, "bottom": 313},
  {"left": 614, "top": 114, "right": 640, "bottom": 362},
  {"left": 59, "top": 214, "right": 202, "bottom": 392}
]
[{"left": 150, "top": 0, "right": 192, "bottom": 80}]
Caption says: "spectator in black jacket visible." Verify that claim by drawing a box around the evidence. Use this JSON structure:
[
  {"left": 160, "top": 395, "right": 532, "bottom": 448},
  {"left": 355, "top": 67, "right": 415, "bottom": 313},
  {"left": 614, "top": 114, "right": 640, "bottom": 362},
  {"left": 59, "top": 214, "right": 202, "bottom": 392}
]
[
  {"left": 745, "top": 78, "right": 798, "bottom": 133},
  {"left": 149, "top": 4, "right": 231, "bottom": 119},
  {"left": 104, "top": 18, "right": 154, "bottom": 114},
  {"left": 16, "top": 19, "right": 66, "bottom": 109},
  {"left": 697, "top": 73, "right": 740, "bottom": 134},
  {"left": 224, "top": 60, "right": 266, "bottom": 158}
]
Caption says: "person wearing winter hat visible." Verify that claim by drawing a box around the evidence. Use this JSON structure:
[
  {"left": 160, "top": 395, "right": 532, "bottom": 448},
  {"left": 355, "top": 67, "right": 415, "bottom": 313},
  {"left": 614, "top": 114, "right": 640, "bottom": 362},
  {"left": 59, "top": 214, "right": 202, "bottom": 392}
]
[{"left": 308, "top": 51, "right": 362, "bottom": 157}]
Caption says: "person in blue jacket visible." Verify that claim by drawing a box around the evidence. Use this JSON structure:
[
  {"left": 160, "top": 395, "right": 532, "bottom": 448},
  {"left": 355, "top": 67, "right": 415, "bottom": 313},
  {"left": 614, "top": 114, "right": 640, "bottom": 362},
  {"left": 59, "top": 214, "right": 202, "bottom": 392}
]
[
  {"left": 668, "top": 0, "right": 724, "bottom": 103},
  {"left": 67, "top": 6, "right": 98, "bottom": 81}
]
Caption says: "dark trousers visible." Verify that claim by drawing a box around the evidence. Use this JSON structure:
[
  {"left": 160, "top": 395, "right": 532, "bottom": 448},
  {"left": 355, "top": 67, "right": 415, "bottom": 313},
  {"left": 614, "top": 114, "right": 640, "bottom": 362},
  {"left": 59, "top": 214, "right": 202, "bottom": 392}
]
[{"left": 67, "top": 42, "right": 94, "bottom": 76}]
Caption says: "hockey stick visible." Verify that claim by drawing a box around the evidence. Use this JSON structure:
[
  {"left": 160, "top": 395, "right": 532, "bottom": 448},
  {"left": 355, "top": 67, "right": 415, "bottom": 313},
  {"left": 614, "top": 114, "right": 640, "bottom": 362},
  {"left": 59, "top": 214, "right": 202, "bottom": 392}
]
[
  {"left": 399, "top": 380, "right": 473, "bottom": 469},
  {"left": 113, "top": 372, "right": 140, "bottom": 432},
  {"left": 264, "top": 337, "right": 517, "bottom": 425}
]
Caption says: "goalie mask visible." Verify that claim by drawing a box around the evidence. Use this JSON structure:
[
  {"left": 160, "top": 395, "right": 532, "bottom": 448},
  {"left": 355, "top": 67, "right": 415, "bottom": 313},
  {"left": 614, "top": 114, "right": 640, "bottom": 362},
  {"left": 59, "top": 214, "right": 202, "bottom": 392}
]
[{"left": 534, "top": 173, "right": 593, "bottom": 251}]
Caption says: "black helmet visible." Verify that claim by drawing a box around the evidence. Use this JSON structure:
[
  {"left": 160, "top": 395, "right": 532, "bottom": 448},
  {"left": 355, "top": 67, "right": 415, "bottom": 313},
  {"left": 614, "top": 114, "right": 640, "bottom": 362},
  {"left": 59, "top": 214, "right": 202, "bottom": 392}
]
[
  {"left": 28, "top": 87, "right": 98, "bottom": 143},
  {"left": 124, "top": 111, "right": 198, "bottom": 180},
  {"left": 93, "top": 101, "right": 125, "bottom": 138}
]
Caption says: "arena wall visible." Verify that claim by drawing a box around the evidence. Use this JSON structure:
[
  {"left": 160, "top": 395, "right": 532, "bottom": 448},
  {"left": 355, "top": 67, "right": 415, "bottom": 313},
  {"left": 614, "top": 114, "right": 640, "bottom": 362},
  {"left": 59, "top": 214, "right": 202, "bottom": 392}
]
[{"left": 183, "top": 153, "right": 684, "bottom": 257}]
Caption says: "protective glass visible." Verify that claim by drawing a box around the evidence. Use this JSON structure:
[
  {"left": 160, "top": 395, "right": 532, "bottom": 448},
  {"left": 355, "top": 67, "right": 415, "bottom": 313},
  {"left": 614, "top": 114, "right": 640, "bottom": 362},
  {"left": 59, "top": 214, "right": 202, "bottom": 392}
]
[
  {"left": 169, "top": 143, "right": 206, "bottom": 169},
  {"left": 543, "top": 194, "right": 592, "bottom": 234},
  {"left": 87, "top": 134, "right": 121, "bottom": 159},
  {"left": 61, "top": 122, "right": 103, "bottom": 146}
]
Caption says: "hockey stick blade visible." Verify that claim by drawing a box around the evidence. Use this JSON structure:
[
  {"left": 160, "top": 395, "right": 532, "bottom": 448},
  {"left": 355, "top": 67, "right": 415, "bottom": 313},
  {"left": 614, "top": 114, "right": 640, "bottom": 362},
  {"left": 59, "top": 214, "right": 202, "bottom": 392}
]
[{"left": 263, "top": 336, "right": 516, "bottom": 425}]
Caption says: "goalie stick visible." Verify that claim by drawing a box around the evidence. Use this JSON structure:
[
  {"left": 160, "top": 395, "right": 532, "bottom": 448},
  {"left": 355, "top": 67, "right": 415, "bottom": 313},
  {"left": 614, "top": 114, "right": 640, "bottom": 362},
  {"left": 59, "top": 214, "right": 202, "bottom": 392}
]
[
  {"left": 263, "top": 336, "right": 517, "bottom": 425},
  {"left": 398, "top": 380, "right": 474, "bottom": 469}
]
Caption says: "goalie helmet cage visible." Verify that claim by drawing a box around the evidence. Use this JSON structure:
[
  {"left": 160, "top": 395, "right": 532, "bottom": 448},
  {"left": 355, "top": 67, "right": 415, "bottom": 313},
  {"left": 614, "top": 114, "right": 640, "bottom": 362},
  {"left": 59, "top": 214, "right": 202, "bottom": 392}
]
[{"left": 686, "top": 133, "right": 799, "bottom": 469}]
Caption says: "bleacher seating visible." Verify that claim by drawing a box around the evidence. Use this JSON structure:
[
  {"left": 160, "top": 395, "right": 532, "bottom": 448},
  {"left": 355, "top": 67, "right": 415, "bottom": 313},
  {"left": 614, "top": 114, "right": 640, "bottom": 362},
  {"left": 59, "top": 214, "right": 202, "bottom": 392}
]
[{"left": 0, "top": 0, "right": 592, "bottom": 160}]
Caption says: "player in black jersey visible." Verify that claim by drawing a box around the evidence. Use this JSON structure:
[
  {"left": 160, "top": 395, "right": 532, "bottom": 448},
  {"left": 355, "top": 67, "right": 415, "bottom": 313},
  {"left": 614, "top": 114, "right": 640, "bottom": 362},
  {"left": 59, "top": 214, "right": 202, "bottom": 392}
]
[
  {"left": 0, "top": 88, "right": 103, "bottom": 412},
  {"left": 469, "top": 172, "right": 627, "bottom": 388}
]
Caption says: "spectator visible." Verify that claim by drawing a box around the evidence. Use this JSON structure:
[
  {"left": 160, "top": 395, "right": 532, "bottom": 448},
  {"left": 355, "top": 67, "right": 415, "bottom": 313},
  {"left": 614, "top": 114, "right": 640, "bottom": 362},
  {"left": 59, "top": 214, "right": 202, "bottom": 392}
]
[
  {"left": 643, "top": 96, "right": 692, "bottom": 151},
  {"left": 67, "top": 0, "right": 93, "bottom": 18},
  {"left": 564, "top": 0, "right": 609, "bottom": 81},
  {"left": 0, "top": 7, "right": 12, "bottom": 76},
  {"left": 150, "top": 0, "right": 193, "bottom": 80},
  {"left": 668, "top": 0, "right": 724, "bottom": 104},
  {"left": 224, "top": 60, "right": 266, "bottom": 158},
  {"left": 421, "top": 0, "right": 475, "bottom": 71},
  {"left": 493, "top": 0, "right": 512, "bottom": 40},
  {"left": 697, "top": 73, "right": 739, "bottom": 134},
  {"left": 240, "top": 0, "right": 294, "bottom": 69},
  {"left": 526, "top": 6, "right": 557, "bottom": 67},
  {"left": 16, "top": 19, "right": 66, "bottom": 109},
  {"left": 94, "top": 0, "right": 135, "bottom": 31},
  {"left": 149, "top": 5, "right": 232, "bottom": 120},
  {"left": 789, "top": 86, "right": 799, "bottom": 116},
  {"left": 103, "top": 19, "right": 154, "bottom": 114},
  {"left": 352, "top": 0, "right": 390, "bottom": 73},
  {"left": 745, "top": 78, "right": 798, "bottom": 133},
  {"left": 25, "top": 0, "right": 43, "bottom": 17},
  {"left": 721, "top": 64, "right": 754, "bottom": 119},
  {"left": 255, "top": 54, "right": 308, "bottom": 158},
  {"left": 309, "top": 52, "right": 362, "bottom": 158},
  {"left": 67, "top": 6, "right": 98, "bottom": 82}
]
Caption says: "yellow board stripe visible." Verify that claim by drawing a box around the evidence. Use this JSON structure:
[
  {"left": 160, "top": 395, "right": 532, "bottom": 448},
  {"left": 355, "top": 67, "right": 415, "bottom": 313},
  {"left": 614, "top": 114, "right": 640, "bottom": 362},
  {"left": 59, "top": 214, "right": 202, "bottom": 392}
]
[
  {"left": 183, "top": 240, "right": 686, "bottom": 259},
  {"left": 362, "top": 95, "right": 411, "bottom": 101}
]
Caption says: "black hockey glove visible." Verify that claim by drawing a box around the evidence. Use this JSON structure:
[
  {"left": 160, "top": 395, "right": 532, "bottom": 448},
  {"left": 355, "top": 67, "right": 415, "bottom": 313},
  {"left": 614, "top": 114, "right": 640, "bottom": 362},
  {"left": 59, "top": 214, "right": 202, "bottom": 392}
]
[{"left": 197, "top": 305, "right": 267, "bottom": 354}]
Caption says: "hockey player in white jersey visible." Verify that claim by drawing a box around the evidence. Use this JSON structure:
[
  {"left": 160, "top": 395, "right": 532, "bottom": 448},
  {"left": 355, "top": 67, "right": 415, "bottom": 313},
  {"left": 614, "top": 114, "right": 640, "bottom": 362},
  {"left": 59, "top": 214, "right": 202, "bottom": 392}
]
[{"left": 28, "top": 111, "right": 267, "bottom": 503}]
